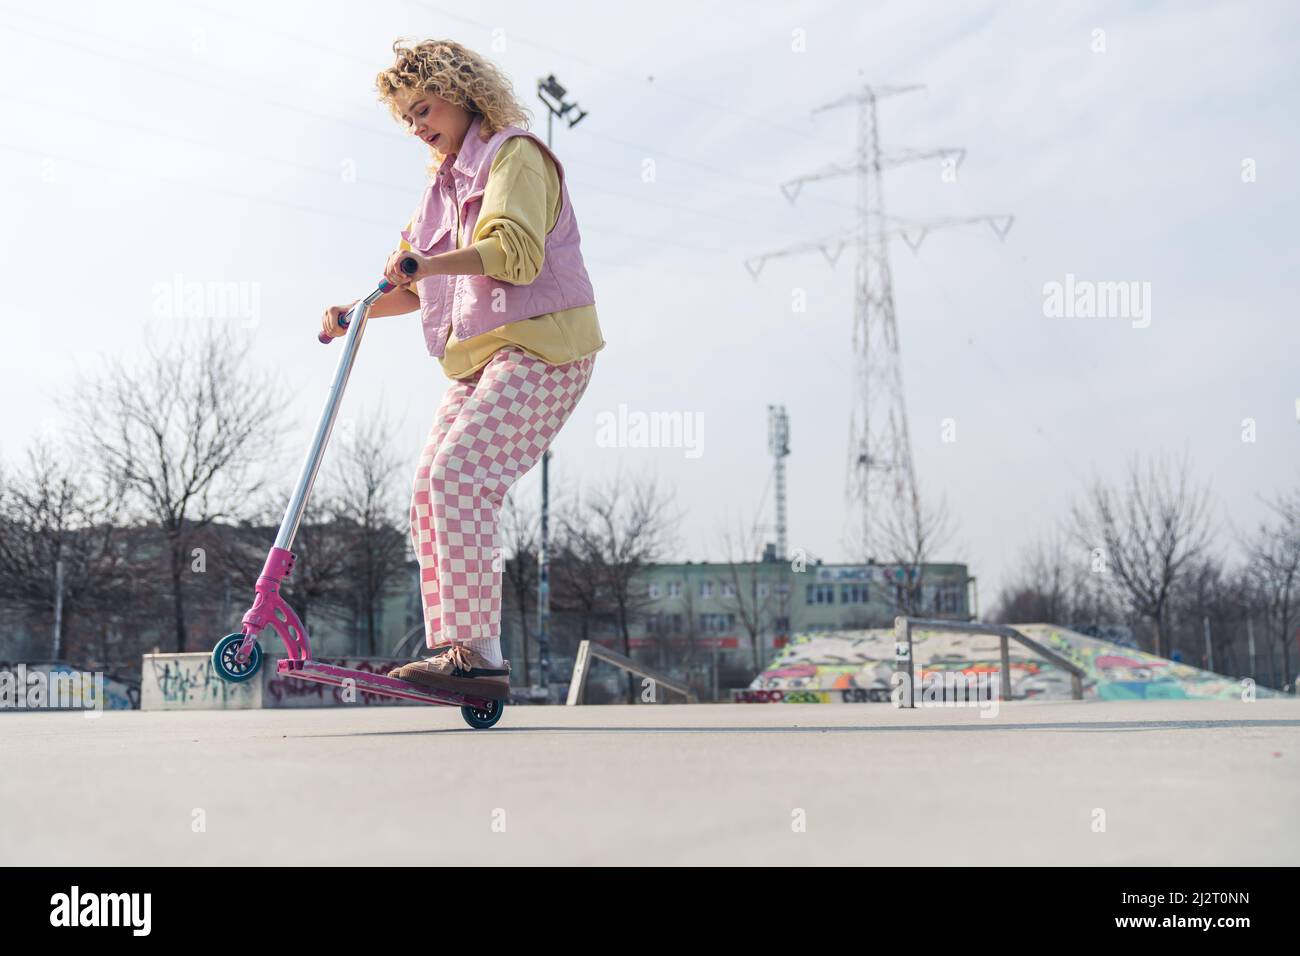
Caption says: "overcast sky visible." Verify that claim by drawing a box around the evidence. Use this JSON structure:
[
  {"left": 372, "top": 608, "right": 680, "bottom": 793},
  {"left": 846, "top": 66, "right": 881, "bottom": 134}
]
[{"left": 1, "top": 0, "right": 1296, "bottom": 607}]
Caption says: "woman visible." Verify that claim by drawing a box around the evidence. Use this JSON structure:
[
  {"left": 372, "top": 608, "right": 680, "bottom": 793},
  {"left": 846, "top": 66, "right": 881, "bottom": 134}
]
[{"left": 321, "top": 39, "right": 604, "bottom": 700}]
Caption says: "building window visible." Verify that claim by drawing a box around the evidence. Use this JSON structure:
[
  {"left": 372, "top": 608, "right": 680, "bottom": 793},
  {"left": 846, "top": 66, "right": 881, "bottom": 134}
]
[
  {"left": 840, "top": 584, "right": 869, "bottom": 604},
  {"left": 699, "top": 581, "right": 713, "bottom": 599},
  {"left": 758, "top": 582, "right": 770, "bottom": 598},
  {"left": 698, "top": 613, "right": 736, "bottom": 633},
  {"left": 936, "top": 586, "right": 962, "bottom": 613},
  {"left": 721, "top": 582, "right": 735, "bottom": 598},
  {"left": 649, "top": 583, "right": 661, "bottom": 599},
  {"left": 667, "top": 581, "right": 681, "bottom": 599},
  {"left": 805, "top": 584, "right": 834, "bottom": 605}
]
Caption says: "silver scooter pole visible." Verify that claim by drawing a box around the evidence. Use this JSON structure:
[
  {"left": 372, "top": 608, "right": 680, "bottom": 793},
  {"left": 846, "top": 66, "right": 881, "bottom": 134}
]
[{"left": 272, "top": 258, "right": 418, "bottom": 552}]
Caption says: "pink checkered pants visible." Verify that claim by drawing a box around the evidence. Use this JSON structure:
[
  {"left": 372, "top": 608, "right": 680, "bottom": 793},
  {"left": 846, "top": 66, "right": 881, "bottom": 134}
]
[{"left": 409, "top": 346, "right": 595, "bottom": 648}]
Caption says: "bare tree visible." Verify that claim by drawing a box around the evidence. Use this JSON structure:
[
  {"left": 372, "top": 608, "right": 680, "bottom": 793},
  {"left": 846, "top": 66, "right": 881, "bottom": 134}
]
[
  {"left": 1247, "top": 487, "right": 1300, "bottom": 689},
  {"left": 550, "top": 536, "right": 603, "bottom": 646},
  {"left": 204, "top": 491, "right": 355, "bottom": 640},
  {"left": 1168, "top": 555, "right": 1249, "bottom": 674},
  {"left": 992, "top": 534, "right": 1073, "bottom": 624},
  {"left": 67, "top": 324, "right": 287, "bottom": 652},
  {"left": 872, "top": 481, "right": 955, "bottom": 616},
  {"left": 990, "top": 532, "right": 1123, "bottom": 630},
  {"left": 1071, "top": 453, "right": 1213, "bottom": 658},
  {"left": 717, "top": 518, "right": 776, "bottom": 673},
  {"left": 204, "top": 410, "right": 407, "bottom": 653},
  {"left": 321, "top": 411, "right": 408, "bottom": 656},
  {"left": 0, "top": 439, "right": 130, "bottom": 659},
  {"left": 559, "top": 473, "right": 678, "bottom": 703},
  {"left": 551, "top": 481, "right": 619, "bottom": 681}
]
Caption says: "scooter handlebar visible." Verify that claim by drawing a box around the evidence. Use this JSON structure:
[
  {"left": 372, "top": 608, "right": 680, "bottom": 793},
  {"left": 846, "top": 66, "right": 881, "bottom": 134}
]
[{"left": 318, "top": 257, "right": 419, "bottom": 344}]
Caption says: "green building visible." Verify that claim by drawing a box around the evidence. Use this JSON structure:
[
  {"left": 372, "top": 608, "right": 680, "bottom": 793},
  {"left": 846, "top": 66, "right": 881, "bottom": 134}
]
[{"left": 625, "top": 553, "right": 973, "bottom": 676}]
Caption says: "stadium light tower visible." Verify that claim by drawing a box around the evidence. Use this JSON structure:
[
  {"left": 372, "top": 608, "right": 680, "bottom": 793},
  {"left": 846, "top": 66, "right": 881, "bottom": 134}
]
[
  {"left": 534, "top": 74, "right": 588, "bottom": 699},
  {"left": 768, "top": 405, "right": 790, "bottom": 562}
]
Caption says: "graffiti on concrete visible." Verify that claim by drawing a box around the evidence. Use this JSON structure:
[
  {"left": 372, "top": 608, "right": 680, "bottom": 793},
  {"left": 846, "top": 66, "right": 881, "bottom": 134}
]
[
  {"left": 746, "top": 630, "right": 1023, "bottom": 699},
  {"left": 264, "top": 658, "right": 420, "bottom": 707},
  {"left": 142, "top": 654, "right": 431, "bottom": 709},
  {"left": 746, "top": 625, "right": 1278, "bottom": 702},
  {"left": 1019, "top": 625, "right": 1269, "bottom": 701},
  {"left": 142, "top": 654, "right": 260, "bottom": 710}
]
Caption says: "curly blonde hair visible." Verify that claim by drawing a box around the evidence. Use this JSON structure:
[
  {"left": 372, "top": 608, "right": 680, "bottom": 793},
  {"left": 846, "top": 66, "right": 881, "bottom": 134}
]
[{"left": 376, "top": 39, "right": 531, "bottom": 158}]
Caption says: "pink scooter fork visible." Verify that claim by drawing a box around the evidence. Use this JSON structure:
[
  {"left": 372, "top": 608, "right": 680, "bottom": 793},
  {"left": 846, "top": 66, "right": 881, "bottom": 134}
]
[{"left": 234, "top": 547, "right": 310, "bottom": 664}]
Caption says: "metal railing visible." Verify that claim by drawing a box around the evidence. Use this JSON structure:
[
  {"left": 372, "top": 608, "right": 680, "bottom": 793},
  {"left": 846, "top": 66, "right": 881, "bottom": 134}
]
[
  {"left": 893, "top": 617, "right": 1086, "bottom": 706},
  {"left": 566, "top": 640, "right": 697, "bottom": 704}
]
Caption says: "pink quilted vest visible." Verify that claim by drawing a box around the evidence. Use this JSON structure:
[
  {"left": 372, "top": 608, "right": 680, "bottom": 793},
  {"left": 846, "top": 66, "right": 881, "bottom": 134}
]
[{"left": 400, "top": 113, "right": 596, "bottom": 358}]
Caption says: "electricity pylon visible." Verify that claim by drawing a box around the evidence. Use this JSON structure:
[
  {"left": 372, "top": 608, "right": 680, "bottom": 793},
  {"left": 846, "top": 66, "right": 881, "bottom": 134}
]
[{"left": 745, "top": 83, "right": 1013, "bottom": 560}]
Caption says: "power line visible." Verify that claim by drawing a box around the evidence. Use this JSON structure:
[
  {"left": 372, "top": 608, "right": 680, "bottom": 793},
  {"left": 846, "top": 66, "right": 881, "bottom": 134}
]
[
  {"left": 0, "top": 87, "right": 810, "bottom": 250},
  {"left": 0, "top": 93, "right": 419, "bottom": 197},
  {"left": 402, "top": 0, "right": 849, "bottom": 150},
  {"left": 573, "top": 125, "right": 911, "bottom": 223},
  {"left": 1, "top": 16, "right": 400, "bottom": 142},
  {"left": 157, "top": 2, "right": 867, "bottom": 220},
  {"left": 17, "top": 3, "right": 864, "bottom": 236},
  {"left": 0, "top": 18, "right": 812, "bottom": 263},
  {"left": 0, "top": 139, "right": 668, "bottom": 274},
  {"left": 18, "top": 4, "right": 899, "bottom": 238},
  {"left": 187, "top": 2, "right": 382, "bottom": 69},
  {"left": 0, "top": 139, "right": 403, "bottom": 230}
]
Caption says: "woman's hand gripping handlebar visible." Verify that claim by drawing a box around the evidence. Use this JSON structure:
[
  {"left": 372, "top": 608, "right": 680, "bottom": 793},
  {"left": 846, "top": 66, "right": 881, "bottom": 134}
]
[{"left": 318, "top": 256, "right": 419, "bottom": 344}]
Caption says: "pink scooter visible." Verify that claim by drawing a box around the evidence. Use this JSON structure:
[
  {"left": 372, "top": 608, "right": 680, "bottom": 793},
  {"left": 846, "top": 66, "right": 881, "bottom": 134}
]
[{"left": 209, "top": 258, "right": 505, "bottom": 729}]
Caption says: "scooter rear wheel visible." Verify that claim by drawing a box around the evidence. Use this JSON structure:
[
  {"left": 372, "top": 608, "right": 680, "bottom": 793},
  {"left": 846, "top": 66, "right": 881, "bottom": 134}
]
[
  {"left": 211, "top": 632, "right": 263, "bottom": 683},
  {"left": 461, "top": 699, "right": 504, "bottom": 729}
]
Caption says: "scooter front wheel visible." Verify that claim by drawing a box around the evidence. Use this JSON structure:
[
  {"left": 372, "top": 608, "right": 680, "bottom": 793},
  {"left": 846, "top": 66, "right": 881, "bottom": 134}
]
[
  {"left": 461, "top": 699, "right": 504, "bottom": 730},
  {"left": 211, "top": 633, "right": 263, "bottom": 683}
]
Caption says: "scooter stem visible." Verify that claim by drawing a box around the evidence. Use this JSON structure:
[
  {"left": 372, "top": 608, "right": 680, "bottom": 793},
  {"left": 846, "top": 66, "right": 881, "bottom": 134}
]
[{"left": 273, "top": 277, "right": 396, "bottom": 552}]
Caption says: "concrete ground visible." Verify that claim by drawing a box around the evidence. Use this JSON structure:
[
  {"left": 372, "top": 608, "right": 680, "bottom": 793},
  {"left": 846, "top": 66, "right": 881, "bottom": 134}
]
[{"left": 2, "top": 698, "right": 1297, "bottom": 866}]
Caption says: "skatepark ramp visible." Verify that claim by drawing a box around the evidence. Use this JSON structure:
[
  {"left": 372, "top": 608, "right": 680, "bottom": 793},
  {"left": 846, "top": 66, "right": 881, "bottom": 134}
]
[{"left": 742, "top": 620, "right": 1278, "bottom": 703}]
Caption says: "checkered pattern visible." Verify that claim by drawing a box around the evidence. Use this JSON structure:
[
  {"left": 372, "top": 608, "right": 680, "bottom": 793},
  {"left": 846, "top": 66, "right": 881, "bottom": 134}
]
[{"left": 409, "top": 347, "right": 595, "bottom": 647}]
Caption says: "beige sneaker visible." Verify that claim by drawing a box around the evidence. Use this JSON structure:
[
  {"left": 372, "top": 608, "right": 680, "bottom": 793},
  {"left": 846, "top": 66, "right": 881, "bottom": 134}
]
[
  {"left": 395, "top": 644, "right": 512, "bottom": 700},
  {"left": 386, "top": 642, "right": 455, "bottom": 679}
]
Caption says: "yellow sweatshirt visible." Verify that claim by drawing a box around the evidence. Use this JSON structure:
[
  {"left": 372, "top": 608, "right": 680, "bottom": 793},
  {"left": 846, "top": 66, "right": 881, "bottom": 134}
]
[{"left": 399, "top": 136, "right": 605, "bottom": 379}]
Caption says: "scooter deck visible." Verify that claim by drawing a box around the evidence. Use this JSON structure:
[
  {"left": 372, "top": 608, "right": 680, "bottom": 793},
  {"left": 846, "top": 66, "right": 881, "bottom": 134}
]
[{"left": 276, "top": 659, "right": 501, "bottom": 709}]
